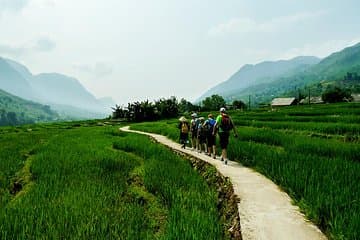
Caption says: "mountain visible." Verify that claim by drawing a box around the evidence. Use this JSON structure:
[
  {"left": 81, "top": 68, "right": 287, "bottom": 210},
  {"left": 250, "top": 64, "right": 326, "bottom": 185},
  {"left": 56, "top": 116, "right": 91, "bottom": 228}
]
[
  {"left": 197, "top": 42, "right": 360, "bottom": 104},
  {"left": 0, "top": 88, "right": 59, "bottom": 126},
  {"left": 1, "top": 58, "right": 112, "bottom": 119},
  {"left": 0, "top": 57, "right": 35, "bottom": 100},
  {"left": 312, "top": 42, "right": 360, "bottom": 77},
  {"left": 197, "top": 56, "right": 321, "bottom": 101},
  {"left": 30, "top": 73, "right": 105, "bottom": 113}
]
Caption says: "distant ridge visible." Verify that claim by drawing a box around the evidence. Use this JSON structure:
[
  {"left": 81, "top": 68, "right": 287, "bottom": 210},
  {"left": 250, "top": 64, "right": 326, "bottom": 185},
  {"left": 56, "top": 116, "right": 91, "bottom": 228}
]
[
  {"left": 197, "top": 42, "right": 360, "bottom": 104},
  {"left": 0, "top": 57, "right": 113, "bottom": 119},
  {"left": 197, "top": 56, "right": 321, "bottom": 102},
  {"left": 0, "top": 57, "right": 35, "bottom": 100}
]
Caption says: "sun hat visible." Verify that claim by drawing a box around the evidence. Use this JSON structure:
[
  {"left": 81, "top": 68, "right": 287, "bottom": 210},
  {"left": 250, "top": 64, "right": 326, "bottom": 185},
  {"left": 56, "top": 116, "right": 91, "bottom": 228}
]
[
  {"left": 220, "top": 107, "right": 226, "bottom": 113},
  {"left": 208, "top": 114, "right": 213, "bottom": 118},
  {"left": 199, "top": 117, "right": 205, "bottom": 121},
  {"left": 191, "top": 113, "right": 197, "bottom": 118},
  {"left": 179, "top": 116, "right": 187, "bottom": 122}
]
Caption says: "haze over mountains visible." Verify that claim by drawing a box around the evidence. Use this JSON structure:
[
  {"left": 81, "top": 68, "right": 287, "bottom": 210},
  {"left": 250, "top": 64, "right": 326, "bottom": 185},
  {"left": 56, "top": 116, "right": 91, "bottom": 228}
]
[
  {"left": 1, "top": 41, "right": 360, "bottom": 125},
  {"left": 0, "top": 57, "right": 114, "bottom": 119},
  {"left": 198, "top": 42, "right": 360, "bottom": 104}
]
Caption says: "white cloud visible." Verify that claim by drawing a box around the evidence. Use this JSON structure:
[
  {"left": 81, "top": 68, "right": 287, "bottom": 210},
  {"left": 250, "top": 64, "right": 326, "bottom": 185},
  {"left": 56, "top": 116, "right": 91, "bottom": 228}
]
[
  {"left": 73, "top": 62, "right": 113, "bottom": 78},
  {"left": 208, "top": 10, "right": 328, "bottom": 36},
  {"left": 34, "top": 37, "right": 56, "bottom": 52},
  {"left": 0, "top": 36, "right": 56, "bottom": 57}
]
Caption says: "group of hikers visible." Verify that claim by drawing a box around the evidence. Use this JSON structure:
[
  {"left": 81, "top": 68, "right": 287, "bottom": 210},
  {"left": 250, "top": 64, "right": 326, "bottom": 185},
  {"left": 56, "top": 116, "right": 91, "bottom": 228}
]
[{"left": 178, "top": 107, "right": 238, "bottom": 165}]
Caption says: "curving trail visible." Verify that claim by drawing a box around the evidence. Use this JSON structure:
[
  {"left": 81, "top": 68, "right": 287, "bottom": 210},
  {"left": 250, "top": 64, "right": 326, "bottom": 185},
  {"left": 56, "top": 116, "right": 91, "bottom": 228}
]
[{"left": 120, "top": 126, "right": 327, "bottom": 240}]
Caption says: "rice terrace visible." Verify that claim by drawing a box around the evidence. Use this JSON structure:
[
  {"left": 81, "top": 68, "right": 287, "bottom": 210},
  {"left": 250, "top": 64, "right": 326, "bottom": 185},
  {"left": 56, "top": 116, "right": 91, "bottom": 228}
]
[
  {"left": 1, "top": 1, "right": 360, "bottom": 239},
  {"left": 0, "top": 102, "right": 358, "bottom": 239}
]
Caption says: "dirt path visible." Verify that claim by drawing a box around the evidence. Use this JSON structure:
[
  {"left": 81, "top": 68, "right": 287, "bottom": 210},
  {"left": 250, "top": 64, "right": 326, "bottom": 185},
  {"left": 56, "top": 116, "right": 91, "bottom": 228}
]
[{"left": 120, "top": 126, "right": 327, "bottom": 240}]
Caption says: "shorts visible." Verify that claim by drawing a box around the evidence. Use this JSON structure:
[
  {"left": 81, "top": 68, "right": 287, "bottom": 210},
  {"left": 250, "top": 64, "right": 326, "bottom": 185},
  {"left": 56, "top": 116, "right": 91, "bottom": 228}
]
[
  {"left": 206, "top": 134, "right": 215, "bottom": 147},
  {"left": 218, "top": 132, "right": 230, "bottom": 149},
  {"left": 198, "top": 133, "right": 206, "bottom": 144},
  {"left": 180, "top": 132, "right": 188, "bottom": 144}
]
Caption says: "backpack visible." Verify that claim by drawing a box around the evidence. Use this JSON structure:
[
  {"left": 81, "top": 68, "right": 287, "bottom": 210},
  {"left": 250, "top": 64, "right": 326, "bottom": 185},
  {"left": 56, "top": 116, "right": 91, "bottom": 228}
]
[
  {"left": 191, "top": 119, "right": 199, "bottom": 133},
  {"left": 204, "top": 119, "right": 216, "bottom": 134},
  {"left": 197, "top": 124, "right": 206, "bottom": 138},
  {"left": 181, "top": 122, "right": 189, "bottom": 134},
  {"left": 221, "top": 114, "right": 233, "bottom": 132}
]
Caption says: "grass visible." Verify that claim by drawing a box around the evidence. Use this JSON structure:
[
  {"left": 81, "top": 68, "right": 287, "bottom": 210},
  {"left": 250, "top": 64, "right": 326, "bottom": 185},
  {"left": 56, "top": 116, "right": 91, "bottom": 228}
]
[
  {"left": 131, "top": 102, "right": 360, "bottom": 240},
  {"left": 0, "top": 122, "right": 227, "bottom": 239}
]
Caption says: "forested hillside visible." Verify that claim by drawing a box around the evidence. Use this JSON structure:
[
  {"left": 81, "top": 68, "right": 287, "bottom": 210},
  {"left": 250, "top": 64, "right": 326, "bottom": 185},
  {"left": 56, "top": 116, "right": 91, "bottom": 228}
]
[
  {"left": 198, "top": 42, "right": 360, "bottom": 105},
  {"left": 0, "top": 89, "right": 58, "bottom": 126}
]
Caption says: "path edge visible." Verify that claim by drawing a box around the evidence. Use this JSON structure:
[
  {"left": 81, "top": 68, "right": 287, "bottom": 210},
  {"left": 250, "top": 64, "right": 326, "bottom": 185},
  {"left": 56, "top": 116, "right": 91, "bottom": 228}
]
[{"left": 121, "top": 126, "right": 242, "bottom": 240}]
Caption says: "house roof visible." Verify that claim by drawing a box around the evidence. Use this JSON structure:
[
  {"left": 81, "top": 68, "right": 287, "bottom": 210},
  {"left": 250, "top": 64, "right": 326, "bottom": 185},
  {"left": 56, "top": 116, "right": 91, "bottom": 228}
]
[
  {"left": 299, "top": 96, "right": 324, "bottom": 104},
  {"left": 351, "top": 94, "right": 360, "bottom": 102},
  {"left": 271, "top": 97, "right": 296, "bottom": 106}
]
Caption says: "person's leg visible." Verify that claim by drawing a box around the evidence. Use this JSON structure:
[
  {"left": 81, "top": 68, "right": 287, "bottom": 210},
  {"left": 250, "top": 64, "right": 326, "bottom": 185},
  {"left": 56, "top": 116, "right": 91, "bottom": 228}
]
[
  {"left": 191, "top": 133, "right": 196, "bottom": 149},
  {"left": 219, "top": 132, "right": 229, "bottom": 164},
  {"left": 211, "top": 136, "right": 217, "bottom": 158},
  {"left": 223, "top": 148, "right": 227, "bottom": 162},
  {"left": 212, "top": 145, "right": 216, "bottom": 158}
]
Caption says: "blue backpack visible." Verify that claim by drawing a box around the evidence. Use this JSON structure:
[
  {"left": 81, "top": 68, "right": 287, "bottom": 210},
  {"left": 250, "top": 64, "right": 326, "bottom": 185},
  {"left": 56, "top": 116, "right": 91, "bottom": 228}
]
[{"left": 205, "top": 119, "right": 216, "bottom": 134}]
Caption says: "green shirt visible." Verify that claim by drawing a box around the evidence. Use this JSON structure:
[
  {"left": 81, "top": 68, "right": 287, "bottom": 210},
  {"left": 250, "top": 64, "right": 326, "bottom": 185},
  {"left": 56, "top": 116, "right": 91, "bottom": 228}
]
[
  {"left": 215, "top": 114, "right": 224, "bottom": 133},
  {"left": 216, "top": 113, "right": 235, "bottom": 133}
]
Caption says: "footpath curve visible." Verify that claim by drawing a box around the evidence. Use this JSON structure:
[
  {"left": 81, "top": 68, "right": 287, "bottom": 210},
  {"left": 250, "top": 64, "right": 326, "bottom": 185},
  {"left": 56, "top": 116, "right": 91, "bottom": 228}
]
[{"left": 120, "top": 126, "right": 327, "bottom": 240}]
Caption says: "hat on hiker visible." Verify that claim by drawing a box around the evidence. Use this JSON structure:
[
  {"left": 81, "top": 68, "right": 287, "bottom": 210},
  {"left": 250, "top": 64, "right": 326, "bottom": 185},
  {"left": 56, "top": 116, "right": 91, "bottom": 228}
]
[
  {"left": 179, "top": 116, "right": 187, "bottom": 122},
  {"left": 191, "top": 113, "right": 197, "bottom": 118},
  {"left": 220, "top": 107, "right": 226, "bottom": 113},
  {"left": 208, "top": 114, "right": 213, "bottom": 118},
  {"left": 199, "top": 117, "right": 205, "bottom": 122}
]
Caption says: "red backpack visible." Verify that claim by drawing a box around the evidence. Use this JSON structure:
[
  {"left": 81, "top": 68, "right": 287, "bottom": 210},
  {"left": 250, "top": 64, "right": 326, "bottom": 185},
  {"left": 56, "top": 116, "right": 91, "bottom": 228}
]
[{"left": 221, "top": 114, "right": 233, "bottom": 132}]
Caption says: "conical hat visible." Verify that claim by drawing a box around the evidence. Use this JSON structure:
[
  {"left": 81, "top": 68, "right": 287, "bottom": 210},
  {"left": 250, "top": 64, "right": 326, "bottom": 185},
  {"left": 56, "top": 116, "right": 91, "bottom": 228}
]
[{"left": 179, "top": 116, "right": 188, "bottom": 122}]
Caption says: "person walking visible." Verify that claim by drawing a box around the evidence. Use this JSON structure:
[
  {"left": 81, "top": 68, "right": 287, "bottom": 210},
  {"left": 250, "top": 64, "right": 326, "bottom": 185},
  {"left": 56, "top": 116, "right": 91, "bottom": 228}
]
[
  {"left": 197, "top": 117, "right": 207, "bottom": 153},
  {"left": 190, "top": 113, "right": 199, "bottom": 150},
  {"left": 178, "top": 116, "right": 189, "bottom": 149},
  {"left": 213, "top": 107, "right": 238, "bottom": 164},
  {"left": 203, "top": 114, "right": 217, "bottom": 159}
]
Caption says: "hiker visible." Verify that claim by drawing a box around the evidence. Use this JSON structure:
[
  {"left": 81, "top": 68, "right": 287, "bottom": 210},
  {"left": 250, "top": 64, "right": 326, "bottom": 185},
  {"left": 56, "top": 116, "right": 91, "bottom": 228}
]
[
  {"left": 203, "top": 114, "right": 216, "bottom": 158},
  {"left": 178, "top": 116, "right": 189, "bottom": 149},
  {"left": 190, "top": 113, "right": 199, "bottom": 150},
  {"left": 213, "top": 107, "right": 238, "bottom": 164},
  {"left": 197, "top": 117, "right": 207, "bottom": 153}
]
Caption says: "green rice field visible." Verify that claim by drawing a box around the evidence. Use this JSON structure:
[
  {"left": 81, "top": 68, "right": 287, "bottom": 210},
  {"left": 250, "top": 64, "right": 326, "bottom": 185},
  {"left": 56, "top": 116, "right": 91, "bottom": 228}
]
[
  {"left": 131, "top": 102, "right": 360, "bottom": 240},
  {"left": 0, "top": 121, "right": 229, "bottom": 239}
]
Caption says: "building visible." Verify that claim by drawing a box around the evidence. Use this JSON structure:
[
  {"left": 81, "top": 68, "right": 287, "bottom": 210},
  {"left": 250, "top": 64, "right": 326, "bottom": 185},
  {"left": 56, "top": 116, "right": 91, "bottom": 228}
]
[
  {"left": 299, "top": 96, "right": 324, "bottom": 104},
  {"left": 351, "top": 94, "right": 360, "bottom": 102},
  {"left": 271, "top": 97, "right": 297, "bottom": 107}
]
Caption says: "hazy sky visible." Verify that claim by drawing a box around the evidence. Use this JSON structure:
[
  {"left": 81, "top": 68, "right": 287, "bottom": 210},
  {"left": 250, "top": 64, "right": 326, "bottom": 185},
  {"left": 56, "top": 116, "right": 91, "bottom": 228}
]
[{"left": 1, "top": 0, "right": 360, "bottom": 104}]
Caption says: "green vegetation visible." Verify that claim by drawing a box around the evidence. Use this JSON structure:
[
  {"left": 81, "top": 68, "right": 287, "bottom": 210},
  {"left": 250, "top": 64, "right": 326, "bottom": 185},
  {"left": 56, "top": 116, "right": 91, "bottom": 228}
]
[
  {"left": 131, "top": 102, "right": 360, "bottom": 240},
  {"left": 0, "top": 121, "right": 226, "bottom": 239},
  {"left": 198, "top": 42, "right": 360, "bottom": 106},
  {"left": 0, "top": 89, "right": 59, "bottom": 126},
  {"left": 201, "top": 94, "right": 226, "bottom": 111}
]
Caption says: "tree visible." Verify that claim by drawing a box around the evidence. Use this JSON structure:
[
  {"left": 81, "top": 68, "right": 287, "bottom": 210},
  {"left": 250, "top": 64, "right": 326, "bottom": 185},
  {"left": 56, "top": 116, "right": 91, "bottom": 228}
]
[
  {"left": 111, "top": 104, "right": 127, "bottom": 119},
  {"left": 178, "top": 98, "right": 196, "bottom": 113},
  {"left": 6, "top": 112, "right": 18, "bottom": 125},
  {"left": 322, "top": 86, "right": 352, "bottom": 103},
  {"left": 232, "top": 100, "right": 246, "bottom": 110},
  {"left": 202, "top": 94, "right": 226, "bottom": 111},
  {"left": 154, "top": 96, "right": 178, "bottom": 119}
]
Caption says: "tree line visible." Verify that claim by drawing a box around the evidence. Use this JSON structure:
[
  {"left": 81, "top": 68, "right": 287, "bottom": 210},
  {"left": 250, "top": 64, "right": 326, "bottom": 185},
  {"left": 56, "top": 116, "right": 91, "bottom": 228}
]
[
  {"left": 112, "top": 95, "right": 247, "bottom": 122},
  {"left": 0, "top": 108, "right": 56, "bottom": 126}
]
